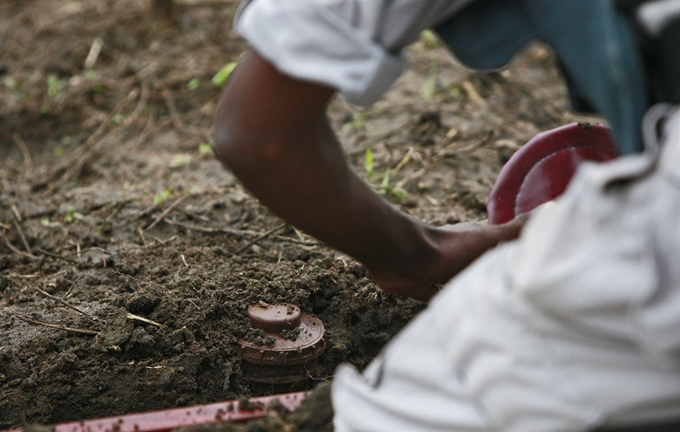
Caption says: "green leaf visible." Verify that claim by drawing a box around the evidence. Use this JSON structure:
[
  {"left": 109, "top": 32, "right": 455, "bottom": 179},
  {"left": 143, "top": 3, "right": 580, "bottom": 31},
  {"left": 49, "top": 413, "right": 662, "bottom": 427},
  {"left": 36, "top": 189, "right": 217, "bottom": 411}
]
[
  {"left": 154, "top": 188, "right": 173, "bottom": 205},
  {"left": 170, "top": 154, "right": 190, "bottom": 168},
  {"left": 422, "top": 61, "right": 438, "bottom": 101},
  {"left": 64, "top": 206, "right": 84, "bottom": 223},
  {"left": 47, "top": 74, "right": 62, "bottom": 99},
  {"left": 211, "top": 62, "right": 237, "bottom": 87},
  {"left": 385, "top": 185, "right": 405, "bottom": 201},
  {"left": 380, "top": 171, "right": 390, "bottom": 190},
  {"left": 85, "top": 70, "right": 99, "bottom": 80},
  {"left": 198, "top": 142, "right": 213, "bottom": 155},
  {"left": 187, "top": 78, "right": 201, "bottom": 90},
  {"left": 111, "top": 113, "right": 124, "bottom": 125},
  {"left": 365, "top": 148, "right": 374, "bottom": 177},
  {"left": 3, "top": 76, "right": 17, "bottom": 90},
  {"left": 421, "top": 30, "right": 439, "bottom": 49}
]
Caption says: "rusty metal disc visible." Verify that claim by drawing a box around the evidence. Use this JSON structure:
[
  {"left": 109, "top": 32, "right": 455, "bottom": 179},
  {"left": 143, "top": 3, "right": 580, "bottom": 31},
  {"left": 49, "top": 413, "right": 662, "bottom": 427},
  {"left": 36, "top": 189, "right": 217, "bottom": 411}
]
[{"left": 238, "top": 303, "right": 325, "bottom": 366}]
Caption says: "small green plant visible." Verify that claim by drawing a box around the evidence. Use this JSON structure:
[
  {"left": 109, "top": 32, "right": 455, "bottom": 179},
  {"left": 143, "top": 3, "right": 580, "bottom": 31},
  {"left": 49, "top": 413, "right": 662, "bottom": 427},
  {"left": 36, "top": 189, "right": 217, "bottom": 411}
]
[
  {"left": 187, "top": 78, "right": 201, "bottom": 90},
  {"left": 344, "top": 111, "right": 368, "bottom": 131},
  {"left": 198, "top": 142, "right": 213, "bottom": 155},
  {"left": 379, "top": 171, "right": 406, "bottom": 201},
  {"left": 211, "top": 62, "right": 237, "bottom": 87},
  {"left": 111, "top": 114, "right": 124, "bottom": 125},
  {"left": 53, "top": 146, "right": 65, "bottom": 157},
  {"left": 448, "top": 85, "right": 462, "bottom": 98},
  {"left": 3, "top": 76, "right": 25, "bottom": 101},
  {"left": 86, "top": 70, "right": 105, "bottom": 92},
  {"left": 92, "top": 82, "right": 105, "bottom": 93},
  {"left": 154, "top": 188, "right": 173, "bottom": 205},
  {"left": 61, "top": 136, "right": 75, "bottom": 146},
  {"left": 365, "top": 147, "right": 374, "bottom": 177},
  {"left": 421, "top": 30, "right": 439, "bottom": 49},
  {"left": 3, "top": 76, "right": 17, "bottom": 91},
  {"left": 41, "top": 218, "right": 61, "bottom": 227},
  {"left": 364, "top": 148, "right": 406, "bottom": 201},
  {"left": 422, "top": 61, "right": 438, "bottom": 101},
  {"left": 64, "top": 206, "right": 84, "bottom": 223},
  {"left": 46, "top": 74, "right": 63, "bottom": 99},
  {"left": 170, "top": 154, "right": 190, "bottom": 168},
  {"left": 371, "top": 106, "right": 388, "bottom": 115}
]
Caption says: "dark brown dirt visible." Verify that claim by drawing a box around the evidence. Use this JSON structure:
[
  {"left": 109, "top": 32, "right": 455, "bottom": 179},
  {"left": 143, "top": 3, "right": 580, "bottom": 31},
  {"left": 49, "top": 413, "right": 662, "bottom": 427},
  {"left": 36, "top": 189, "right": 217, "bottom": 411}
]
[{"left": 0, "top": 0, "right": 600, "bottom": 430}]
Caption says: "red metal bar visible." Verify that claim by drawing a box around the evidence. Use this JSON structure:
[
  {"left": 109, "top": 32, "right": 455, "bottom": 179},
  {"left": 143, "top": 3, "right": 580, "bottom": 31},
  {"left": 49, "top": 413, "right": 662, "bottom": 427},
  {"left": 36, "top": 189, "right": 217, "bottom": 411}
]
[{"left": 5, "top": 392, "right": 308, "bottom": 432}]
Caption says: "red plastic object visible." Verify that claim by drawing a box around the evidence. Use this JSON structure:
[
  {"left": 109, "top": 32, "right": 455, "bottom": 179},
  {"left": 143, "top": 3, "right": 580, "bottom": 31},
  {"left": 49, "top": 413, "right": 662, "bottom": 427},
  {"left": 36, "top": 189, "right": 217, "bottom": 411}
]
[
  {"left": 4, "top": 392, "right": 307, "bottom": 432},
  {"left": 487, "top": 123, "right": 619, "bottom": 224}
]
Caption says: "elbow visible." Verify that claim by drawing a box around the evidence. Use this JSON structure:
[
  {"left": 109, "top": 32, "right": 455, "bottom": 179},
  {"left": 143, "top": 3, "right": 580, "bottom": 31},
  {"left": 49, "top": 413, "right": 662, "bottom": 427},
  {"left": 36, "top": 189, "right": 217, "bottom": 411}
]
[
  {"left": 213, "top": 116, "right": 286, "bottom": 176},
  {"left": 212, "top": 120, "right": 243, "bottom": 171}
]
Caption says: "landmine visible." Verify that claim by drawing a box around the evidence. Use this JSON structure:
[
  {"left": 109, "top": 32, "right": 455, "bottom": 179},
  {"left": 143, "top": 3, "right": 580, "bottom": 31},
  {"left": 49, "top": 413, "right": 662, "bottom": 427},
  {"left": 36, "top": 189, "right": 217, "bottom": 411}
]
[{"left": 237, "top": 303, "right": 326, "bottom": 393}]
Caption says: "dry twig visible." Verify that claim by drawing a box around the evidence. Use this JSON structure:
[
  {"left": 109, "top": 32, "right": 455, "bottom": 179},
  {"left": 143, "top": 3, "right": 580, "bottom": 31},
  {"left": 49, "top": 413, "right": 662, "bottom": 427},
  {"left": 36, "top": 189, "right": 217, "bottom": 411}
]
[
  {"left": 34, "top": 286, "right": 99, "bottom": 322},
  {"left": 1, "top": 232, "right": 37, "bottom": 259},
  {"left": 146, "top": 195, "right": 186, "bottom": 230},
  {"left": 13, "top": 134, "right": 33, "bottom": 171},
  {"left": 11, "top": 211, "right": 32, "bottom": 255},
  {"left": 161, "top": 88, "right": 209, "bottom": 139},
  {"left": 165, "top": 219, "right": 258, "bottom": 238},
  {"left": 36, "top": 248, "right": 79, "bottom": 264},
  {"left": 14, "top": 314, "right": 99, "bottom": 336},
  {"left": 126, "top": 312, "right": 163, "bottom": 328},
  {"left": 235, "top": 223, "right": 287, "bottom": 254}
]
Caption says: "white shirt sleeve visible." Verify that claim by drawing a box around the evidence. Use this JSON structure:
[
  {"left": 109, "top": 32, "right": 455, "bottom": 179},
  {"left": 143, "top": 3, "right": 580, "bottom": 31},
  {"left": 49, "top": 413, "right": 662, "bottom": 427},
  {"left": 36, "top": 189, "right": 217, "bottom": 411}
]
[{"left": 233, "top": 0, "right": 473, "bottom": 105}]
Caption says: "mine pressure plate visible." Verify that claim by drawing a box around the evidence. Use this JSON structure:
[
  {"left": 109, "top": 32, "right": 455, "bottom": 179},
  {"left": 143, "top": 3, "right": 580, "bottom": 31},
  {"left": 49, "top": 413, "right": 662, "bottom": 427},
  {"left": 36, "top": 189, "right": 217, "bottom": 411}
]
[{"left": 237, "top": 303, "right": 325, "bottom": 366}]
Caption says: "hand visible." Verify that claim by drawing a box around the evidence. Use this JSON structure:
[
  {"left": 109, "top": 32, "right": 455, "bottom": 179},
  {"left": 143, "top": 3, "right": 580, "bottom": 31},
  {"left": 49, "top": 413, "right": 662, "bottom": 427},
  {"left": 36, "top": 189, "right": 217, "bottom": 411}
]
[{"left": 369, "top": 214, "right": 530, "bottom": 302}]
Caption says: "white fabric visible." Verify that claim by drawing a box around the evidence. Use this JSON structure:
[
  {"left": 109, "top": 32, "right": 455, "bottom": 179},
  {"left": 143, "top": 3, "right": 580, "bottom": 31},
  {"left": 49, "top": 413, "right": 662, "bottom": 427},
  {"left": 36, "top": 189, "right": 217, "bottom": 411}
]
[
  {"left": 637, "top": 0, "right": 680, "bottom": 37},
  {"left": 333, "top": 108, "right": 680, "bottom": 431},
  {"left": 234, "top": 0, "right": 473, "bottom": 105}
]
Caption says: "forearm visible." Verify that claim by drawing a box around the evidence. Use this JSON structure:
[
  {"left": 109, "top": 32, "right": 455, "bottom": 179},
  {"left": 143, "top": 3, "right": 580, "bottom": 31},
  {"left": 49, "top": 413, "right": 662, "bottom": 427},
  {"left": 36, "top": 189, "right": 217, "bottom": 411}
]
[
  {"left": 214, "top": 52, "right": 438, "bottom": 282},
  {"left": 227, "top": 115, "right": 437, "bottom": 279},
  {"left": 214, "top": 52, "right": 526, "bottom": 300}
]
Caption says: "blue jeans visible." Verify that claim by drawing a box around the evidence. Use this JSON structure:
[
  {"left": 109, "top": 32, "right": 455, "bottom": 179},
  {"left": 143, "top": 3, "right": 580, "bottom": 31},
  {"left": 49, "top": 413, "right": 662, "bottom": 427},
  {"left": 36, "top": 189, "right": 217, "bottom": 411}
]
[{"left": 435, "top": 0, "right": 648, "bottom": 154}]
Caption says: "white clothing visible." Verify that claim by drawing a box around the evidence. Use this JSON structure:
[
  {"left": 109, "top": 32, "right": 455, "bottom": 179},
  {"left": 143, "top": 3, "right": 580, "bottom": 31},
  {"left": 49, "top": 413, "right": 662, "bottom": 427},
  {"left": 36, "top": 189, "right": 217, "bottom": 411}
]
[
  {"left": 234, "top": 0, "right": 473, "bottom": 105},
  {"left": 332, "top": 108, "right": 680, "bottom": 431}
]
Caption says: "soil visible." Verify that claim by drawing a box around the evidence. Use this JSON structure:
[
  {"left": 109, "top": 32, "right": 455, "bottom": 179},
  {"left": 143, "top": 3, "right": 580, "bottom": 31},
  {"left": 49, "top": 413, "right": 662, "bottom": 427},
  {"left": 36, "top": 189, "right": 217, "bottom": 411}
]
[{"left": 0, "top": 0, "right": 599, "bottom": 430}]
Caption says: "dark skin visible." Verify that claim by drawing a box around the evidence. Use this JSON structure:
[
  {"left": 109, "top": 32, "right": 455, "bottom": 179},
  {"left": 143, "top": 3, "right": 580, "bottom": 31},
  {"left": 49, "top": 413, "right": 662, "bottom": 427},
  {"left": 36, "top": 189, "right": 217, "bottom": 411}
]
[{"left": 214, "top": 51, "right": 528, "bottom": 302}]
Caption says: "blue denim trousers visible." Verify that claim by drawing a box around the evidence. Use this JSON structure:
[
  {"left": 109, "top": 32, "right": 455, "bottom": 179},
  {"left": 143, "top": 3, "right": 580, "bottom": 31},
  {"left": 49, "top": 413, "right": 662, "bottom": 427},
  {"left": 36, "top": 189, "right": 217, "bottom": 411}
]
[{"left": 435, "top": 0, "right": 648, "bottom": 154}]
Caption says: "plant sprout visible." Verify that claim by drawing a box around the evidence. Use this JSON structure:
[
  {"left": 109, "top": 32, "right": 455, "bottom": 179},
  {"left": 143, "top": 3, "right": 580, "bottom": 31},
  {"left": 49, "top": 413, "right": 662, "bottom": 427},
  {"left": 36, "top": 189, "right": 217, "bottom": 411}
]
[
  {"left": 198, "top": 142, "right": 213, "bottom": 155},
  {"left": 170, "top": 154, "right": 190, "bottom": 168},
  {"left": 363, "top": 148, "right": 406, "bottom": 201},
  {"left": 211, "top": 62, "right": 237, "bottom": 87},
  {"left": 154, "top": 188, "right": 173, "bottom": 205},
  {"left": 64, "top": 206, "right": 84, "bottom": 223},
  {"left": 187, "top": 78, "right": 200, "bottom": 90},
  {"left": 422, "top": 61, "right": 438, "bottom": 101},
  {"left": 421, "top": 30, "right": 439, "bottom": 49},
  {"left": 365, "top": 148, "right": 374, "bottom": 177},
  {"left": 46, "top": 74, "right": 63, "bottom": 99}
]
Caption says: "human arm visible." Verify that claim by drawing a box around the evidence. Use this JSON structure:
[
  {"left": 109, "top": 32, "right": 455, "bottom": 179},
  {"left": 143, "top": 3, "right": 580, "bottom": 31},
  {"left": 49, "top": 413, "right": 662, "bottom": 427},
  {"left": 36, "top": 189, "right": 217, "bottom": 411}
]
[{"left": 213, "top": 51, "right": 526, "bottom": 301}]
